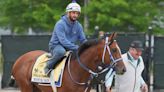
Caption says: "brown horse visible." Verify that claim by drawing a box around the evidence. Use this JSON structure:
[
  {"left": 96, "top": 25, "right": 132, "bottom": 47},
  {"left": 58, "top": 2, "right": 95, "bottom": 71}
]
[{"left": 11, "top": 32, "right": 126, "bottom": 92}]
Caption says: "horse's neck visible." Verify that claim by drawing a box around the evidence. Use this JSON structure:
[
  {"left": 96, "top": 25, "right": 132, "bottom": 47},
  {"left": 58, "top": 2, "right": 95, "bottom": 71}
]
[{"left": 70, "top": 47, "right": 98, "bottom": 81}]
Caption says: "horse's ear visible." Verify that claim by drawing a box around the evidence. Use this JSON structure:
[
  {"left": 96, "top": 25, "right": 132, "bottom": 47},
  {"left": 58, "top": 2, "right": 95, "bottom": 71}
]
[
  {"left": 112, "top": 32, "right": 117, "bottom": 39},
  {"left": 109, "top": 32, "right": 117, "bottom": 40}
]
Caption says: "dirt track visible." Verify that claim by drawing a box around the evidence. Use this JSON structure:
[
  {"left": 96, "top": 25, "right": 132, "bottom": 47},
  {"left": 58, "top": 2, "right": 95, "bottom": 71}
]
[
  {"left": 0, "top": 88, "right": 20, "bottom": 92},
  {"left": 1, "top": 74, "right": 163, "bottom": 92},
  {"left": 0, "top": 88, "right": 96, "bottom": 92},
  {"left": 0, "top": 73, "right": 19, "bottom": 92}
]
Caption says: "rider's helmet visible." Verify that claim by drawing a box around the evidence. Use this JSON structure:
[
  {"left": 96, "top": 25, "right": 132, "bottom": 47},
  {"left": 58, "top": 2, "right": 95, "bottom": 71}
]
[{"left": 66, "top": 1, "right": 81, "bottom": 13}]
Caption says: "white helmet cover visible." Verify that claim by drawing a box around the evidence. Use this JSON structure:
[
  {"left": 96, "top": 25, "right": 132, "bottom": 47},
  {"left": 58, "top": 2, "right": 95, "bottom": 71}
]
[{"left": 66, "top": 2, "right": 81, "bottom": 13}]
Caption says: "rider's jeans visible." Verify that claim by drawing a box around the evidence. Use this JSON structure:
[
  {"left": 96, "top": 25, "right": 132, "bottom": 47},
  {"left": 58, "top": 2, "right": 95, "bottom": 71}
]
[{"left": 47, "top": 45, "right": 66, "bottom": 69}]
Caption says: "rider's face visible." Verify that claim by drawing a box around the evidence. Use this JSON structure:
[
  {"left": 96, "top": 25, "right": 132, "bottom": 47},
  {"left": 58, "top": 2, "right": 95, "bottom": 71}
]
[{"left": 68, "top": 11, "right": 80, "bottom": 22}]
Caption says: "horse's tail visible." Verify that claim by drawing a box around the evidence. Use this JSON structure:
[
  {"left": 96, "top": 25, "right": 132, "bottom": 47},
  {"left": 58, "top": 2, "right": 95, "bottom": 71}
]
[{"left": 8, "top": 75, "right": 17, "bottom": 87}]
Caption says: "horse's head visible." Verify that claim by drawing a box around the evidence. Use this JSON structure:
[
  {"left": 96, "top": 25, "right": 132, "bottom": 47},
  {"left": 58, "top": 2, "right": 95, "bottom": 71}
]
[
  {"left": 69, "top": 32, "right": 126, "bottom": 87},
  {"left": 97, "top": 32, "right": 126, "bottom": 74},
  {"left": 77, "top": 32, "right": 126, "bottom": 75}
]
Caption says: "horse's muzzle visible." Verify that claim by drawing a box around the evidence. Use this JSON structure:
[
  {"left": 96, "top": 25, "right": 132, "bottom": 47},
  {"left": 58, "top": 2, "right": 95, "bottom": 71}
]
[{"left": 115, "top": 67, "right": 126, "bottom": 75}]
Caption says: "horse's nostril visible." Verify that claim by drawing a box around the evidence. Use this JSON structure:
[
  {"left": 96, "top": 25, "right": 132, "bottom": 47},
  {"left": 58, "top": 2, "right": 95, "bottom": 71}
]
[{"left": 123, "top": 68, "right": 126, "bottom": 72}]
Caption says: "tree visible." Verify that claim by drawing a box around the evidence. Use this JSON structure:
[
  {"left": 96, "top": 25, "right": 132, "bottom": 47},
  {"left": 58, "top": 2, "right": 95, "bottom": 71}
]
[
  {"left": 0, "top": 0, "right": 73, "bottom": 33},
  {"left": 86, "top": 0, "right": 162, "bottom": 34},
  {"left": 0, "top": 0, "right": 163, "bottom": 34}
]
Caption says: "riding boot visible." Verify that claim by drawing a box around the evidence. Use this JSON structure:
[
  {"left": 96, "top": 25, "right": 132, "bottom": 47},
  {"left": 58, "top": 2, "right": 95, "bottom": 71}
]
[
  {"left": 45, "top": 45, "right": 66, "bottom": 76},
  {"left": 44, "top": 57, "right": 59, "bottom": 76},
  {"left": 44, "top": 63, "right": 52, "bottom": 76}
]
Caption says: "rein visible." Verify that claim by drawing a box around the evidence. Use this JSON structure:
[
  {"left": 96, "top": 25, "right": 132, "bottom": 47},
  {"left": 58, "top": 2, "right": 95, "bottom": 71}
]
[{"left": 67, "top": 37, "right": 123, "bottom": 92}]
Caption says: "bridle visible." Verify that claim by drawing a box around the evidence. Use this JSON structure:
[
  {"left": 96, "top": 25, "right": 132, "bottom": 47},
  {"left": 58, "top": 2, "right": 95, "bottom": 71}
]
[
  {"left": 102, "top": 37, "right": 123, "bottom": 65},
  {"left": 67, "top": 37, "right": 123, "bottom": 91}
]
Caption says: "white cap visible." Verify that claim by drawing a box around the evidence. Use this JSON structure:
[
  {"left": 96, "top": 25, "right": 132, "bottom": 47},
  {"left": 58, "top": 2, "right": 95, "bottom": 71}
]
[{"left": 66, "top": 2, "right": 81, "bottom": 13}]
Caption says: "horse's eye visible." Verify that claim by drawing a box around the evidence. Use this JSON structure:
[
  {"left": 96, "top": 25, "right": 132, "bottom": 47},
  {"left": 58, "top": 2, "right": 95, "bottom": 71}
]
[{"left": 111, "top": 48, "right": 117, "bottom": 53}]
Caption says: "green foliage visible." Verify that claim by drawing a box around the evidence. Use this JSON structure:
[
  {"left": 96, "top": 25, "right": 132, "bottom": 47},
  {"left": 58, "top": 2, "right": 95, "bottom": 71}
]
[
  {"left": 87, "top": 0, "right": 162, "bottom": 33},
  {"left": 0, "top": 0, "right": 163, "bottom": 34},
  {"left": 0, "top": 0, "right": 69, "bottom": 33}
]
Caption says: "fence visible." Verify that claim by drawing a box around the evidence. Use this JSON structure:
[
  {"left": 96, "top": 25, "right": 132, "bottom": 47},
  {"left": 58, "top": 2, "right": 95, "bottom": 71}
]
[{"left": 0, "top": 33, "right": 164, "bottom": 91}]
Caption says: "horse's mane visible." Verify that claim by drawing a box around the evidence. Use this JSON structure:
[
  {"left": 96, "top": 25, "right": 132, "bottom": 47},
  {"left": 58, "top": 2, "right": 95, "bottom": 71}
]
[
  {"left": 78, "top": 38, "right": 101, "bottom": 55},
  {"left": 71, "top": 38, "right": 103, "bottom": 60}
]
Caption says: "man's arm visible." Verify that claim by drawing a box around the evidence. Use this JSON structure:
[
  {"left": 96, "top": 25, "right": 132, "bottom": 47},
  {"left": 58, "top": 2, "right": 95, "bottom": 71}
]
[{"left": 140, "top": 76, "right": 148, "bottom": 92}]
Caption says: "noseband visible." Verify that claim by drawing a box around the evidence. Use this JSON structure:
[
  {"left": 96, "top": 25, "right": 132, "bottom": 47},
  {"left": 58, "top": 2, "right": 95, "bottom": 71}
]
[{"left": 67, "top": 37, "right": 123, "bottom": 91}]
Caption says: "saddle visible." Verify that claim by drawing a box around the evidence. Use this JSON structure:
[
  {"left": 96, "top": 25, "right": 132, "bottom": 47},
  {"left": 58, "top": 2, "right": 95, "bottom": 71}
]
[{"left": 31, "top": 51, "right": 71, "bottom": 87}]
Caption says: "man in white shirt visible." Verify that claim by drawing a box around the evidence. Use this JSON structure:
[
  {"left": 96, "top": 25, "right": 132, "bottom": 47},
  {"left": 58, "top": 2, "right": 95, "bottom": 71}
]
[{"left": 105, "top": 40, "right": 148, "bottom": 92}]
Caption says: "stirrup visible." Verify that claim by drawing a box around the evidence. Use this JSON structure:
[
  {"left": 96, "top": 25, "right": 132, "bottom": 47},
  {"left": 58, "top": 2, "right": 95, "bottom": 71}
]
[{"left": 45, "top": 69, "right": 52, "bottom": 77}]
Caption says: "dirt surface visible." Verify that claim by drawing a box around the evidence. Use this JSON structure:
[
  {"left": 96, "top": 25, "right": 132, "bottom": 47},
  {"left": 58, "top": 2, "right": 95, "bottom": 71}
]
[
  {"left": 0, "top": 88, "right": 20, "bottom": 92},
  {"left": 0, "top": 88, "right": 96, "bottom": 92},
  {"left": 0, "top": 73, "right": 19, "bottom": 92},
  {"left": 0, "top": 74, "right": 96, "bottom": 92},
  {"left": 1, "top": 74, "right": 163, "bottom": 92}
]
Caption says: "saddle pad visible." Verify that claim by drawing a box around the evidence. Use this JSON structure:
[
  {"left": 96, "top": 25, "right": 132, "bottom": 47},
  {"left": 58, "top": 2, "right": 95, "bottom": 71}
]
[
  {"left": 31, "top": 52, "right": 70, "bottom": 85},
  {"left": 51, "top": 51, "right": 71, "bottom": 87},
  {"left": 31, "top": 53, "right": 50, "bottom": 83}
]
